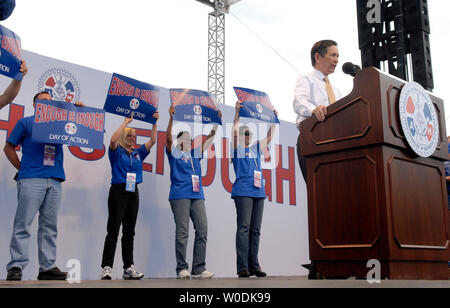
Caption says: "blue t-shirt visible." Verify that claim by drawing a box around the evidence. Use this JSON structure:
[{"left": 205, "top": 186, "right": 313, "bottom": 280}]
[
  {"left": 166, "top": 146, "right": 204, "bottom": 201},
  {"left": 108, "top": 145, "right": 150, "bottom": 185},
  {"left": 7, "top": 116, "right": 65, "bottom": 181},
  {"left": 231, "top": 143, "right": 266, "bottom": 199}
]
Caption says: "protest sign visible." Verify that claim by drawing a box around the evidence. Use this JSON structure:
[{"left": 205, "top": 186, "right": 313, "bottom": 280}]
[
  {"left": 104, "top": 73, "right": 159, "bottom": 124},
  {"left": 0, "top": 24, "right": 23, "bottom": 80},
  {"left": 169, "top": 88, "right": 222, "bottom": 125},
  {"left": 32, "top": 100, "right": 105, "bottom": 149},
  {"left": 234, "top": 87, "right": 279, "bottom": 124}
]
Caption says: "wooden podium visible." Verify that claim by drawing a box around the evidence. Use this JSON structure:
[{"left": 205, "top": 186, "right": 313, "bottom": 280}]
[{"left": 300, "top": 67, "right": 450, "bottom": 280}]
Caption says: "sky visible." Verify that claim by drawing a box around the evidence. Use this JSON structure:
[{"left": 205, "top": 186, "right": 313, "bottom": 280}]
[{"left": 2, "top": 0, "right": 449, "bottom": 132}]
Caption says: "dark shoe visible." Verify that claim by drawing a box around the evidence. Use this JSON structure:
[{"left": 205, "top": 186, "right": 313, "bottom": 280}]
[
  {"left": 37, "top": 267, "right": 68, "bottom": 281},
  {"left": 307, "top": 261, "right": 323, "bottom": 280},
  {"left": 238, "top": 270, "right": 251, "bottom": 278},
  {"left": 6, "top": 267, "right": 22, "bottom": 281},
  {"left": 251, "top": 270, "right": 267, "bottom": 278}
]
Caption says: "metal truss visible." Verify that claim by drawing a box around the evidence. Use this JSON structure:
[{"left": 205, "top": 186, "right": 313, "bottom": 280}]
[{"left": 208, "top": 10, "right": 226, "bottom": 105}]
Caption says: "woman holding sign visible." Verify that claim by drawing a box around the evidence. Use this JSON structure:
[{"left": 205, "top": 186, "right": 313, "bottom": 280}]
[
  {"left": 231, "top": 101, "right": 277, "bottom": 278},
  {"left": 100, "top": 112, "right": 158, "bottom": 280},
  {"left": 166, "top": 106, "right": 221, "bottom": 280}
]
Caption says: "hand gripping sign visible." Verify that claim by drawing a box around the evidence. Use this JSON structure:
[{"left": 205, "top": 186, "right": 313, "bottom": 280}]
[
  {"left": 0, "top": 24, "right": 23, "bottom": 81},
  {"left": 234, "top": 87, "right": 280, "bottom": 124},
  {"left": 169, "top": 88, "right": 222, "bottom": 125},
  {"left": 104, "top": 73, "right": 159, "bottom": 124},
  {"left": 32, "top": 100, "right": 105, "bottom": 150}
]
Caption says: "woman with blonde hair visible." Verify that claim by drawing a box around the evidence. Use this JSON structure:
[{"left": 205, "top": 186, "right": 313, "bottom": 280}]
[{"left": 100, "top": 112, "right": 158, "bottom": 280}]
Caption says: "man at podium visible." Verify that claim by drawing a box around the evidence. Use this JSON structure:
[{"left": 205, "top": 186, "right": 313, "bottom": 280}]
[
  {"left": 293, "top": 40, "right": 343, "bottom": 182},
  {"left": 293, "top": 40, "right": 343, "bottom": 279}
]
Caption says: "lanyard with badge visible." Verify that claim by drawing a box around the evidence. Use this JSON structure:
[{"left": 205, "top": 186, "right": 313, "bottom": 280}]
[
  {"left": 184, "top": 151, "right": 200, "bottom": 193},
  {"left": 248, "top": 147, "right": 262, "bottom": 188},
  {"left": 126, "top": 150, "right": 137, "bottom": 192},
  {"left": 43, "top": 145, "right": 56, "bottom": 167}
]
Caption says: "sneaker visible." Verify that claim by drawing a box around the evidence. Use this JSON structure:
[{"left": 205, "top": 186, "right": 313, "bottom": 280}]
[
  {"left": 37, "top": 267, "right": 68, "bottom": 281},
  {"left": 100, "top": 266, "right": 113, "bottom": 280},
  {"left": 123, "top": 265, "right": 144, "bottom": 280},
  {"left": 238, "top": 269, "right": 251, "bottom": 278},
  {"left": 177, "top": 269, "right": 191, "bottom": 280},
  {"left": 6, "top": 267, "right": 22, "bottom": 281},
  {"left": 191, "top": 270, "right": 214, "bottom": 280}
]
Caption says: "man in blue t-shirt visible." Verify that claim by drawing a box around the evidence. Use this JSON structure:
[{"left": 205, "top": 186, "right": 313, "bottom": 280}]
[{"left": 3, "top": 91, "right": 86, "bottom": 281}]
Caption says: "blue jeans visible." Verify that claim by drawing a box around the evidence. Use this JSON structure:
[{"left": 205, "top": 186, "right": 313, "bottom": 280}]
[
  {"left": 234, "top": 197, "right": 265, "bottom": 273},
  {"left": 169, "top": 199, "right": 208, "bottom": 275},
  {"left": 7, "top": 178, "right": 62, "bottom": 272}
]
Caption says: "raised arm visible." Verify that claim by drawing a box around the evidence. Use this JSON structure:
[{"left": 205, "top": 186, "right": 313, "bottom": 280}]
[
  {"left": 259, "top": 110, "right": 278, "bottom": 150},
  {"left": 144, "top": 111, "right": 159, "bottom": 152},
  {"left": 110, "top": 115, "right": 133, "bottom": 151},
  {"left": 232, "top": 101, "right": 242, "bottom": 150},
  {"left": 166, "top": 106, "right": 175, "bottom": 154},
  {"left": 202, "top": 110, "right": 222, "bottom": 153},
  {"left": 0, "top": 61, "right": 28, "bottom": 109},
  {"left": 202, "top": 125, "right": 218, "bottom": 153}
]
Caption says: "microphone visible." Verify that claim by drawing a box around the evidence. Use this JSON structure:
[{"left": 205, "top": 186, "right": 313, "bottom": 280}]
[{"left": 342, "top": 62, "right": 361, "bottom": 77}]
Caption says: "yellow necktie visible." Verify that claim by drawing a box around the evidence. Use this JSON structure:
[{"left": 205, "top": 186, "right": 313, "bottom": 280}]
[{"left": 324, "top": 76, "right": 336, "bottom": 104}]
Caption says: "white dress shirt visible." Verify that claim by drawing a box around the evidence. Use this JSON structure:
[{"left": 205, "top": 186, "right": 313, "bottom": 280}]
[{"left": 293, "top": 68, "right": 343, "bottom": 129}]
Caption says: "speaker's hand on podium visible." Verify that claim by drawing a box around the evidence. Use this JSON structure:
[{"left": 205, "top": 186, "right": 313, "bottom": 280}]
[{"left": 313, "top": 105, "right": 328, "bottom": 122}]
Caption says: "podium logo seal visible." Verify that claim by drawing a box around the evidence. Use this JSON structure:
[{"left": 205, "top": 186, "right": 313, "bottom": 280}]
[{"left": 399, "top": 82, "right": 439, "bottom": 158}]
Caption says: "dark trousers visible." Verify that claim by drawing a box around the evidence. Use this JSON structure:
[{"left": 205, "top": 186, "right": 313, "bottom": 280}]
[
  {"left": 297, "top": 134, "right": 307, "bottom": 182},
  {"left": 234, "top": 197, "right": 265, "bottom": 273},
  {"left": 101, "top": 184, "right": 139, "bottom": 269},
  {"left": 297, "top": 134, "right": 320, "bottom": 278}
]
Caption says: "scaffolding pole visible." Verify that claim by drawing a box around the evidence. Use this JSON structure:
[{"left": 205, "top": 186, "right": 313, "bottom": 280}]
[{"left": 208, "top": 10, "right": 226, "bottom": 105}]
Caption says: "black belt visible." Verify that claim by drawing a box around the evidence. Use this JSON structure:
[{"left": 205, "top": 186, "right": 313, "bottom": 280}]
[{"left": 111, "top": 183, "right": 140, "bottom": 190}]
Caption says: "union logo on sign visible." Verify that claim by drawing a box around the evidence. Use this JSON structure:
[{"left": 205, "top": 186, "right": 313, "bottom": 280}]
[
  {"left": 65, "top": 122, "right": 77, "bottom": 135},
  {"left": 194, "top": 105, "right": 202, "bottom": 115},
  {"left": 130, "top": 98, "right": 140, "bottom": 110},
  {"left": 38, "top": 68, "right": 81, "bottom": 103},
  {"left": 256, "top": 104, "right": 263, "bottom": 114},
  {"left": 399, "top": 82, "right": 439, "bottom": 158}
]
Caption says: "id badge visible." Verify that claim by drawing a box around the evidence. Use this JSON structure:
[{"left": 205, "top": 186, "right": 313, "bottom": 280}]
[
  {"left": 43, "top": 145, "right": 56, "bottom": 167},
  {"left": 192, "top": 175, "right": 200, "bottom": 193},
  {"left": 254, "top": 170, "right": 262, "bottom": 188},
  {"left": 126, "top": 173, "right": 137, "bottom": 192}
]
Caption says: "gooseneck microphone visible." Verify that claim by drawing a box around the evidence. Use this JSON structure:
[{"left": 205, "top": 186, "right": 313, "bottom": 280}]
[{"left": 342, "top": 62, "right": 361, "bottom": 77}]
